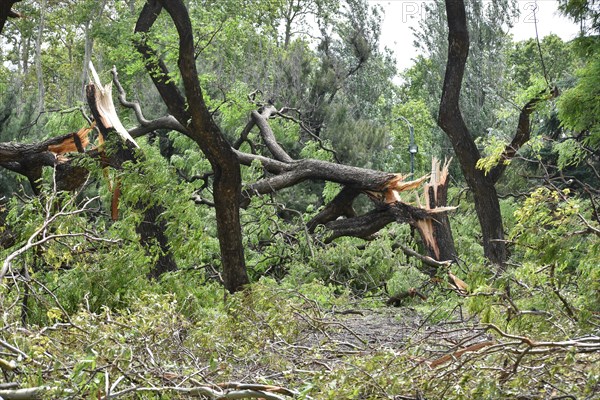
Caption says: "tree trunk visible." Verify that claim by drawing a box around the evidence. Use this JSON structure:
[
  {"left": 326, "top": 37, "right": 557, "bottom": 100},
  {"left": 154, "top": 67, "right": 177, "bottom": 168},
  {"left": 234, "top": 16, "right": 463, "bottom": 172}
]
[
  {"left": 414, "top": 158, "right": 456, "bottom": 272},
  {"left": 34, "top": 0, "right": 46, "bottom": 113},
  {"left": 135, "top": 0, "right": 249, "bottom": 293},
  {"left": 438, "top": 0, "right": 506, "bottom": 266},
  {"left": 472, "top": 180, "right": 506, "bottom": 265},
  {"left": 438, "top": 1, "right": 556, "bottom": 268},
  {"left": 80, "top": 0, "right": 107, "bottom": 103}
]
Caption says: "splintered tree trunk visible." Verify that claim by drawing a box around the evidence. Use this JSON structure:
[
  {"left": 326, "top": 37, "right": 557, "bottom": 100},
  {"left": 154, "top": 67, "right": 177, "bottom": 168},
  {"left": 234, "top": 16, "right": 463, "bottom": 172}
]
[
  {"left": 414, "top": 158, "right": 457, "bottom": 275},
  {"left": 86, "top": 75, "right": 176, "bottom": 278}
]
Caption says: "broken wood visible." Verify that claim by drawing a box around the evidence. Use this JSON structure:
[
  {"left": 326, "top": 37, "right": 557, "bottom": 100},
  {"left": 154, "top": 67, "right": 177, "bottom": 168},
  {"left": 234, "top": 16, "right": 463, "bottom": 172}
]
[
  {"left": 448, "top": 271, "right": 468, "bottom": 294},
  {"left": 413, "top": 158, "right": 457, "bottom": 265},
  {"left": 429, "top": 340, "right": 495, "bottom": 368},
  {"left": 393, "top": 243, "right": 451, "bottom": 269},
  {"left": 86, "top": 65, "right": 177, "bottom": 278},
  {"left": 0, "top": 126, "right": 93, "bottom": 194},
  {"left": 87, "top": 62, "right": 139, "bottom": 148}
]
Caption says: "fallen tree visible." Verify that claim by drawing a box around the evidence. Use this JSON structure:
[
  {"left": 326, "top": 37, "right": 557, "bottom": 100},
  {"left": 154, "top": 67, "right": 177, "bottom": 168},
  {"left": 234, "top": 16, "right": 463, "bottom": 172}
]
[
  {"left": 0, "top": 0, "right": 459, "bottom": 294},
  {"left": 110, "top": 69, "right": 457, "bottom": 274}
]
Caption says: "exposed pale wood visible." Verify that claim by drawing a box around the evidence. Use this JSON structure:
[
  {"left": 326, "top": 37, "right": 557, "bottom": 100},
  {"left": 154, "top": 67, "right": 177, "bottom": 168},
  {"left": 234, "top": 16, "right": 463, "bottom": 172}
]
[
  {"left": 429, "top": 341, "right": 495, "bottom": 368},
  {"left": 448, "top": 271, "right": 468, "bottom": 294},
  {"left": 88, "top": 61, "right": 139, "bottom": 148},
  {"left": 414, "top": 158, "right": 457, "bottom": 264}
]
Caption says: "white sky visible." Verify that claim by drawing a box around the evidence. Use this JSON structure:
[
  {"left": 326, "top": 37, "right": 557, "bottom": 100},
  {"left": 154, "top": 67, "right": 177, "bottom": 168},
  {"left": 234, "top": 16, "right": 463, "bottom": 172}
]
[{"left": 373, "top": 0, "right": 582, "bottom": 71}]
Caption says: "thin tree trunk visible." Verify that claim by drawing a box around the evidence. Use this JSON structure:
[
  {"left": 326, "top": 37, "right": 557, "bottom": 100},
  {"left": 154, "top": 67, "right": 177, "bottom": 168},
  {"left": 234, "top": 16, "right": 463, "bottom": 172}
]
[
  {"left": 20, "top": 35, "right": 30, "bottom": 75},
  {"left": 80, "top": 0, "right": 107, "bottom": 102},
  {"left": 81, "top": 21, "right": 93, "bottom": 102},
  {"left": 34, "top": 0, "right": 46, "bottom": 113}
]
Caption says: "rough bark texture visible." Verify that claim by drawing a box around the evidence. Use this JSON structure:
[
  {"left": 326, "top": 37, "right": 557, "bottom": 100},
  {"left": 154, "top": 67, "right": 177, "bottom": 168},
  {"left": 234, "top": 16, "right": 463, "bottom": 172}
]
[
  {"left": 235, "top": 102, "right": 456, "bottom": 261},
  {"left": 0, "top": 129, "right": 89, "bottom": 194},
  {"left": 438, "top": 0, "right": 504, "bottom": 265},
  {"left": 439, "top": 1, "right": 557, "bottom": 268},
  {"left": 135, "top": 0, "right": 249, "bottom": 292},
  {"left": 307, "top": 187, "right": 359, "bottom": 232},
  {"left": 323, "top": 202, "right": 431, "bottom": 243}
]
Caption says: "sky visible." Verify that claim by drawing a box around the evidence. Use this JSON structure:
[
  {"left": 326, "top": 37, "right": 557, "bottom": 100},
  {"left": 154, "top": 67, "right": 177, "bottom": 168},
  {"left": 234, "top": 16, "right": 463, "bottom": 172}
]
[{"left": 372, "top": 0, "right": 582, "bottom": 71}]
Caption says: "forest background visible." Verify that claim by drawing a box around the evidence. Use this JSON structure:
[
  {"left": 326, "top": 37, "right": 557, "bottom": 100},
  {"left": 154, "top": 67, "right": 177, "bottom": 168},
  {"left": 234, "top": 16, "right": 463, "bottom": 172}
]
[{"left": 0, "top": 0, "right": 598, "bottom": 399}]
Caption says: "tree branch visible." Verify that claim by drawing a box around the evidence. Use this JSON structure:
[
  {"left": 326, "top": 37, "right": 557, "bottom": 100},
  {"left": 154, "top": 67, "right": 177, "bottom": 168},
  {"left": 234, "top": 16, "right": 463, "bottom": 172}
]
[
  {"left": 488, "top": 87, "right": 559, "bottom": 184},
  {"left": 110, "top": 65, "right": 187, "bottom": 137},
  {"left": 251, "top": 105, "right": 293, "bottom": 163},
  {"left": 0, "top": 0, "right": 21, "bottom": 35}
]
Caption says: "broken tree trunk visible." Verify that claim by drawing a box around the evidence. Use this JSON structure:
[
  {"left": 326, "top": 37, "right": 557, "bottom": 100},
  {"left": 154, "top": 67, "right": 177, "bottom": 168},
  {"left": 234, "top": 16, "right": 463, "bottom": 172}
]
[
  {"left": 110, "top": 56, "right": 460, "bottom": 283},
  {"left": 0, "top": 126, "right": 91, "bottom": 194},
  {"left": 238, "top": 102, "right": 456, "bottom": 266},
  {"left": 414, "top": 158, "right": 457, "bottom": 268},
  {"left": 86, "top": 66, "right": 176, "bottom": 278}
]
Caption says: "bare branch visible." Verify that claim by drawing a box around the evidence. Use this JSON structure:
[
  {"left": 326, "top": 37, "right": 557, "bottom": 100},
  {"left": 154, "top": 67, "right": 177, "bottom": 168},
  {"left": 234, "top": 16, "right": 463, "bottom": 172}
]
[
  {"left": 251, "top": 105, "right": 293, "bottom": 163},
  {"left": 110, "top": 66, "right": 187, "bottom": 137},
  {"left": 0, "top": 194, "right": 118, "bottom": 282}
]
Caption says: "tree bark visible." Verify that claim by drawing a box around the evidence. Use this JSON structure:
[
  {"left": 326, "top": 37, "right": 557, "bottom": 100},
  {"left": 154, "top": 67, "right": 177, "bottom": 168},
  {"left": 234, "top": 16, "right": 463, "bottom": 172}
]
[
  {"left": 0, "top": 0, "right": 21, "bottom": 35},
  {"left": 111, "top": 64, "right": 457, "bottom": 277},
  {"left": 34, "top": 0, "right": 46, "bottom": 113},
  {"left": 438, "top": 0, "right": 506, "bottom": 266},
  {"left": 0, "top": 130, "right": 89, "bottom": 194},
  {"left": 439, "top": 1, "right": 557, "bottom": 268},
  {"left": 135, "top": 0, "right": 249, "bottom": 293}
]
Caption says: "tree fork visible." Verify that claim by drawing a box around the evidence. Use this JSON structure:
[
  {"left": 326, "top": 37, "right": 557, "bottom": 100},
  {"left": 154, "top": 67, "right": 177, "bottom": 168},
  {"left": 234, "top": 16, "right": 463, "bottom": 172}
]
[{"left": 439, "top": 0, "right": 555, "bottom": 268}]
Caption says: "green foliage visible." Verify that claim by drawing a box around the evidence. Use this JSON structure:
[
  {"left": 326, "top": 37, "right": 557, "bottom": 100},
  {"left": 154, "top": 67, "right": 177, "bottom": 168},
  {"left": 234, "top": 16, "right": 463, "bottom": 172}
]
[
  {"left": 475, "top": 135, "right": 509, "bottom": 175},
  {"left": 2, "top": 1, "right": 600, "bottom": 398},
  {"left": 43, "top": 109, "right": 89, "bottom": 138},
  {"left": 509, "top": 187, "right": 600, "bottom": 320},
  {"left": 558, "top": 45, "right": 600, "bottom": 147},
  {"left": 388, "top": 100, "right": 437, "bottom": 174},
  {"left": 558, "top": 0, "right": 600, "bottom": 33},
  {"left": 506, "top": 34, "right": 574, "bottom": 88},
  {"left": 553, "top": 138, "right": 587, "bottom": 169}
]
